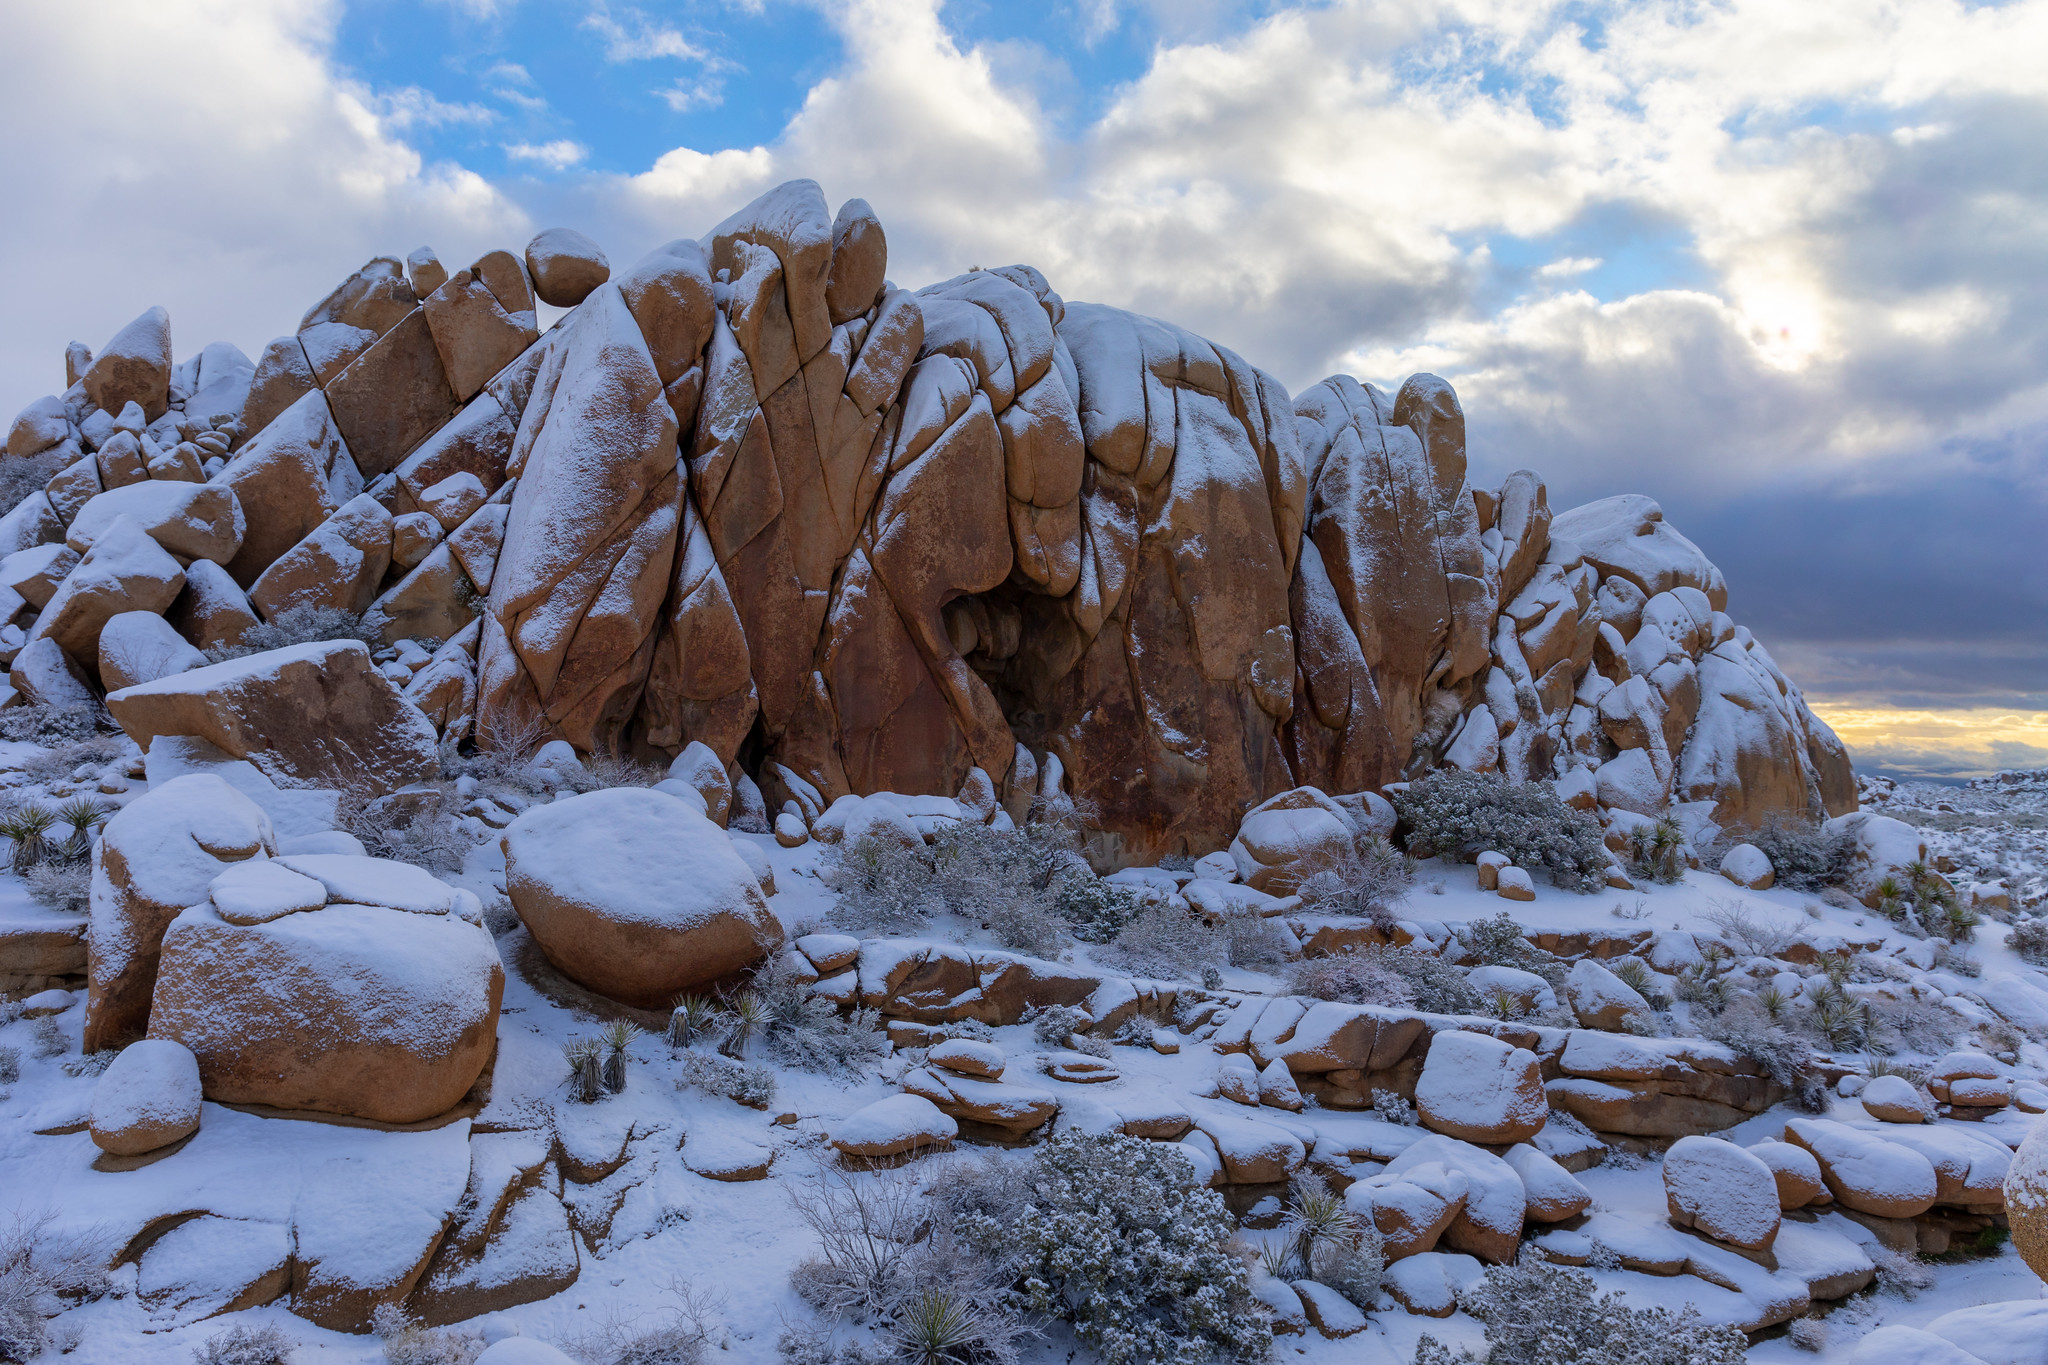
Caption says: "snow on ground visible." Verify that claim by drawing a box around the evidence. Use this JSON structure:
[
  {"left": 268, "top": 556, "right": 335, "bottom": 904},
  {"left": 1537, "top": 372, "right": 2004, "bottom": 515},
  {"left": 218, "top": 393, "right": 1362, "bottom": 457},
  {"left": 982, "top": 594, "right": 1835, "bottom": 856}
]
[{"left": 8, "top": 762, "right": 2048, "bottom": 1361}]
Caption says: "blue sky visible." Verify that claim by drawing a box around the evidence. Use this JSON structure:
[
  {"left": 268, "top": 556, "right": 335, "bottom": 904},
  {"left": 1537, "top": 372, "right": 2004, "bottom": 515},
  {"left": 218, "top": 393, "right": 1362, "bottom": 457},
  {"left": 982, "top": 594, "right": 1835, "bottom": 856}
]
[{"left": 2, "top": 0, "right": 2043, "bottom": 781}]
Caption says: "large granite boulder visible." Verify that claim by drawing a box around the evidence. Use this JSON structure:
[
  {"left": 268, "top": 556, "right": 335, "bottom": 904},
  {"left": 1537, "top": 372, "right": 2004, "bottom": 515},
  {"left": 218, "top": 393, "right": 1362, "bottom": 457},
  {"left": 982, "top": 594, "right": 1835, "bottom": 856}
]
[{"left": 501, "top": 787, "right": 782, "bottom": 1008}]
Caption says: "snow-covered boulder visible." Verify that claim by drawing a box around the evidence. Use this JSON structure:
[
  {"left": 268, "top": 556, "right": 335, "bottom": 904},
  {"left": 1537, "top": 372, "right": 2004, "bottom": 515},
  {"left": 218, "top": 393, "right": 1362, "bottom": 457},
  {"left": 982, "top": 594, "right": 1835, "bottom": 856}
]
[
  {"left": 1413, "top": 1029, "right": 1546, "bottom": 1144},
  {"left": 525, "top": 227, "right": 610, "bottom": 307},
  {"left": 1345, "top": 1162, "right": 1468, "bottom": 1259},
  {"left": 97, "top": 610, "right": 205, "bottom": 691},
  {"left": 667, "top": 741, "right": 732, "bottom": 827},
  {"left": 84, "top": 772, "right": 277, "bottom": 1052},
  {"left": 1785, "top": 1118, "right": 1938, "bottom": 1220},
  {"left": 147, "top": 855, "right": 502, "bottom": 1123},
  {"left": 1924, "top": 1300, "right": 2048, "bottom": 1364},
  {"left": 89, "top": 1037, "right": 202, "bottom": 1155},
  {"left": 83, "top": 306, "right": 173, "bottom": 420},
  {"left": 107, "top": 639, "right": 440, "bottom": 796},
  {"left": 1385, "top": 1135, "right": 1526, "bottom": 1264},
  {"left": 831, "top": 1093, "right": 957, "bottom": 1159},
  {"left": 476, "top": 1341, "right": 581, "bottom": 1365},
  {"left": 1844, "top": 1325, "right": 1993, "bottom": 1365},
  {"left": 928, "top": 1038, "right": 1003, "bottom": 1079},
  {"left": 1229, "top": 787, "right": 1356, "bottom": 893},
  {"left": 1662, "top": 1135, "right": 1781, "bottom": 1251},
  {"left": 1827, "top": 810, "right": 1931, "bottom": 908},
  {"left": 502, "top": 787, "right": 782, "bottom": 1009},
  {"left": 1563, "top": 958, "right": 1654, "bottom": 1033},
  {"left": 1861, "top": 1073, "right": 1934, "bottom": 1124},
  {"left": 1494, "top": 866, "right": 1534, "bottom": 901},
  {"left": 1749, "top": 1139, "right": 1830, "bottom": 1209},
  {"left": 33, "top": 512, "right": 187, "bottom": 674},
  {"left": 66, "top": 479, "right": 245, "bottom": 566},
  {"left": 2006, "top": 1117, "right": 2048, "bottom": 1283},
  {"left": 1467, "top": 965, "right": 1555, "bottom": 1015},
  {"left": 1500, "top": 1143, "right": 1591, "bottom": 1222},
  {"left": 1719, "top": 842, "right": 1774, "bottom": 890}
]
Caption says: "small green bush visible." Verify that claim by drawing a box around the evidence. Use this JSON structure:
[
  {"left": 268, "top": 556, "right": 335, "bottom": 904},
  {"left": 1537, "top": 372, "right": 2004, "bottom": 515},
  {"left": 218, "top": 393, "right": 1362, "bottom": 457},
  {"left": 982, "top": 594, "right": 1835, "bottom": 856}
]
[{"left": 1392, "top": 770, "right": 1606, "bottom": 892}]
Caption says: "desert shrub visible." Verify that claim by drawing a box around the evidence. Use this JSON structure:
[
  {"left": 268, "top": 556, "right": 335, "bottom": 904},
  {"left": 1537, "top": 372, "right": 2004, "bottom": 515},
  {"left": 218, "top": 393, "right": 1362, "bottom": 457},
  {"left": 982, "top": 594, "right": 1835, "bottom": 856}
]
[
  {"left": 2011, "top": 916, "right": 2048, "bottom": 965},
  {"left": 0, "top": 801, "right": 57, "bottom": 874},
  {"left": 1868, "top": 995, "right": 1962, "bottom": 1056},
  {"left": 945, "top": 1131, "right": 1272, "bottom": 1365},
  {"left": 24, "top": 859, "right": 89, "bottom": 914},
  {"left": 1698, "top": 997, "right": 1826, "bottom": 1111},
  {"left": 1461, "top": 911, "right": 1543, "bottom": 970},
  {"left": 752, "top": 956, "right": 887, "bottom": 1076},
  {"left": 0, "top": 703, "right": 112, "bottom": 750},
  {"left": 0, "top": 1214, "right": 111, "bottom": 1363},
  {"left": 1030, "top": 1004, "right": 1093, "bottom": 1050},
  {"left": 1382, "top": 945, "right": 1482, "bottom": 1015},
  {"left": 1412, "top": 1256, "right": 1746, "bottom": 1365},
  {"left": 564, "top": 1280, "right": 723, "bottom": 1365},
  {"left": 790, "top": 1170, "right": 928, "bottom": 1317},
  {"left": 1392, "top": 770, "right": 1607, "bottom": 892},
  {"left": 1223, "top": 912, "right": 1291, "bottom": 968},
  {"left": 676, "top": 1049, "right": 775, "bottom": 1108},
  {"left": 193, "top": 1321, "right": 297, "bottom": 1365},
  {"left": 1700, "top": 899, "right": 1796, "bottom": 959},
  {"left": 1100, "top": 903, "right": 1225, "bottom": 980},
  {"left": 1786, "top": 1316, "right": 1827, "bottom": 1353},
  {"left": 31, "top": 1017, "right": 65, "bottom": 1059},
  {"left": 1286, "top": 950, "right": 1416, "bottom": 1008},
  {"left": 1871, "top": 1244, "right": 1933, "bottom": 1298},
  {"left": 1735, "top": 815, "right": 1855, "bottom": 893},
  {"left": 775, "top": 1320, "right": 891, "bottom": 1365},
  {"left": 371, "top": 1304, "right": 483, "bottom": 1365},
  {"left": 822, "top": 834, "right": 941, "bottom": 936},
  {"left": 0, "top": 1046, "right": 18, "bottom": 1086},
  {"left": 1372, "top": 1090, "right": 1417, "bottom": 1125},
  {"left": 204, "top": 603, "right": 379, "bottom": 664},
  {"left": 1296, "top": 833, "right": 1416, "bottom": 928},
  {"left": 0, "top": 449, "right": 74, "bottom": 522},
  {"left": 338, "top": 792, "right": 475, "bottom": 876}
]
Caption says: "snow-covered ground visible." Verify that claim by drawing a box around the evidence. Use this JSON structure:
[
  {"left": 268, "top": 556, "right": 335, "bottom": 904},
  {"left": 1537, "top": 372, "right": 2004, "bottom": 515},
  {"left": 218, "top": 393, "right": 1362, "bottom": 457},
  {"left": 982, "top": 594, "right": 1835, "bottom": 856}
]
[{"left": 8, "top": 758, "right": 2048, "bottom": 1362}]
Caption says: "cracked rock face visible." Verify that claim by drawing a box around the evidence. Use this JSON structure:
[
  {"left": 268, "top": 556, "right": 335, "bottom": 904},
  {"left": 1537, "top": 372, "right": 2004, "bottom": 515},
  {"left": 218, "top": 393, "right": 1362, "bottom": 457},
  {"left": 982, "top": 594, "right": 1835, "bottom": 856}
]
[{"left": 7, "top": 177, "right": 1851, "bottom": 854}]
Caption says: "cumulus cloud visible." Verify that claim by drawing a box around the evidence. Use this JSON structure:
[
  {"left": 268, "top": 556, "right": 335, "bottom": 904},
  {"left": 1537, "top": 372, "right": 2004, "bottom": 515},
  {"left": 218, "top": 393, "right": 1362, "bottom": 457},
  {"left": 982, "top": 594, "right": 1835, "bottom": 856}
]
[{"left": 505, "top": 139, "right": 590, "bottom": 170}]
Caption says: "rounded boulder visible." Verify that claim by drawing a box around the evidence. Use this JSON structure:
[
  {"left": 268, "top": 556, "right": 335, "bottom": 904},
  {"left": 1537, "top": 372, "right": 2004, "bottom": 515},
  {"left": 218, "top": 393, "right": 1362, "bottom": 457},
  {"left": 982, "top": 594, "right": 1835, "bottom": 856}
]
[
  {"left": 524, "top": 228, "right": 610, "bottom": 307},
  {"left": 1413, "top": 1029, "right": 1546, "bottom": 1144},
  {"left": 503, "top": 787, "right": 783, "bottom": 1009},
  {"left": 1663, "top": 1135, "right": 1781, "bottom": 1251},
  {"left": 89, "top": 1038, "right": 201, "bottom": 1155},
  {"left": 2006, "top": 1116, "right": 2048, "bottom": 1282}
]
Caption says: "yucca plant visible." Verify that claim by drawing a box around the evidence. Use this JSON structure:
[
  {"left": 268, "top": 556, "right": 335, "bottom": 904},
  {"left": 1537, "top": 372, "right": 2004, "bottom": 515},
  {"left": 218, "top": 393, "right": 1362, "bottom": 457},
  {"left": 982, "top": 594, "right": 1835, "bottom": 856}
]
[
  {"left": 54, "top": 796, "right": 108, "bottom": 862},
  {"left": 1938, "top": 899, "right": 1980, "bottom": 944},
  {"left": 601, "top": 1019, "right": 640, "bottom": 1093},
  {"left": 1258, "top": 1238, "right": 1295, "bottom": 1281},
  {"left": 667, "top": 993, "right": 718, "bottom": 1049},
  {"left": 720, "top": 989, "right": 767, "bottom": 1059},
  {"left": 1485, "top": 985, "right": 1524, "bottom": 1021},
  {"left": 1610, "top": 957, "right": 1654, "bottom": 996},
  {"left": 563, "top": 1037, "right": 603, "bottom": 1103},
  {"left": 1757, "top": 983, "right": 1790, "bottom": 1021},
  {"left": 1282, "top": 1173, "right": 1358, "bottom": 1282},
  {"left": 890, "top": 1286, "right": 982, "bottom": 1365},
  {"left": 0, "top": 802, "right": 57, "bottom": 873}
]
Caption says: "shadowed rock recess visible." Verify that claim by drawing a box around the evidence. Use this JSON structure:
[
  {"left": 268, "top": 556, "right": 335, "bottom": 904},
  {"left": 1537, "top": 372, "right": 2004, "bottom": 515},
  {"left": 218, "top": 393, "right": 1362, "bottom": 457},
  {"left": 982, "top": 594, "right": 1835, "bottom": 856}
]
[{"left": 2, "top": 180, "right": 1852, "bottom": 852}]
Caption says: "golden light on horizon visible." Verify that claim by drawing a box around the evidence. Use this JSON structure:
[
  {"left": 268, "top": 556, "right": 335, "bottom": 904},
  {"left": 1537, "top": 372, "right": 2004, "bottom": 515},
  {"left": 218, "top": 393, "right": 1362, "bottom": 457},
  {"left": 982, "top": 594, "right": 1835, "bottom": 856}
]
[{"left": 1808, "top": 704, "right": 2048, "bottom": 779}]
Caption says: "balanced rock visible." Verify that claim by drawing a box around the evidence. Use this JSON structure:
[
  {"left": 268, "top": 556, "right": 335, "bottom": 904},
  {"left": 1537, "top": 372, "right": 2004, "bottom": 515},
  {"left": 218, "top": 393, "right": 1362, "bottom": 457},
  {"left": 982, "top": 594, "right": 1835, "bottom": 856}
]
[
  {"left": 107, "top": 640, "right": 440, "bottom": 796},
  {"left": 89, "top": 1037, "right": 202, "bottom": 1155},
  {"left": 502, "top": 787, "right": 782, "bottom": 1009},
  {"left": 1663, "top": 1135, "right": 1781, "bottom": 1252},
  {"left": 148, "top": 856, "right": 501, "bottom": 1122},
  {"left": 525, "top": 228, "right": 610, "bottom": 307},
  {"left": 84, "top": 773, "right": 277, "bottom": 1053},
  {"left": 1413, "top": 1029, "right": 1546, "bottom": 1144}
]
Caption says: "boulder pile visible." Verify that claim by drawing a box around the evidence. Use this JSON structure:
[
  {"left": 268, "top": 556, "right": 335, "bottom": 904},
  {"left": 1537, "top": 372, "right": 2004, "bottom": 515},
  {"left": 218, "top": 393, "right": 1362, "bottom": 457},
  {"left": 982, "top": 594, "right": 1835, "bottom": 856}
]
[{"left": 0, "top": 179, "right": 1850, "bottom": 854}]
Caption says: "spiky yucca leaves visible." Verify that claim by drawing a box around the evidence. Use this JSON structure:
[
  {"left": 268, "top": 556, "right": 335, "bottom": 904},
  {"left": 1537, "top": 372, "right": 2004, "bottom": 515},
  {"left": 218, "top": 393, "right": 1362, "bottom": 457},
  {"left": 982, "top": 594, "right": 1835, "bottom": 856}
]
[
  {"left": 1757, "top": 983, "right": 1791, "bottom": 1021},
  {"left": 563, "top": 1037, "right": 603, "bottom": 1103},
  {"left": 54, "top": 797, "right": 107, "bottom": 863},
  {"left": 0, "top": 804, "right": 57, "bottom": 874},
  {"left": 602, "top": 1020, "right": 641, "bottom": 1094},
  {"left": 890, "top": 1286, "right": 987, "bottom": 1365},
  {"left": 720, "top": 990, "right": 767, "bottom": 1059},
  {"left": 668, "top": 994, "right": 718, "bottom": 1049}
]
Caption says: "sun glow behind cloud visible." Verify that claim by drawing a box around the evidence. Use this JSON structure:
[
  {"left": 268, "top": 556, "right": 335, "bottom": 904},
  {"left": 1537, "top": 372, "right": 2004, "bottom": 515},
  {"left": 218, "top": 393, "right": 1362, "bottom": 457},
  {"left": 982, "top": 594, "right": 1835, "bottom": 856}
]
[{"left": 1809, "top": 706, "right": 2048, "bottom": 783}]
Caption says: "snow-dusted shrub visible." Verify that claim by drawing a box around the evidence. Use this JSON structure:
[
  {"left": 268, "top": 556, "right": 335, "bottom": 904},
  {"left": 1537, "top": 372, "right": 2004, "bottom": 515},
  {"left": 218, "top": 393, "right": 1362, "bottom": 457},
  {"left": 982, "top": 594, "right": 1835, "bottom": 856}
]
[
  {"left": 1739, "top": 815, "right": 1856, "bottom": 893},
  {"left": 1412, "top": 1257, "right": 1746, "bottom": 1365},
  {"left": 1392, "top": 770, "right": 1607, "bottom": 892},
  {"left": 1786, "top": 1316, "right": 1827, "bottom": 1352},
  {"left": 790, "top": 1170, "right": 928, "bottom": 1317},
  {"left": 1372, "top": 1089, "right": 1418, "bottom": 1125},
  {"left": 204, "top": 603, "right": 379, "bottom": 664},
  {"left": 822, "top": 834, "right": 940, "bottom": 936},
  {"left": 2011, "top": 916, "right": 2048, "bottom": 965},
  {"left": 1625, "top": 816, "right": 1687, "bottom": 885},
  {"left": 775, "top": 1320, "right": 890, "bottom": 1365},
  {"left": 1276, "top": 1173, "right": 1382, "bottom": 1310},
  {"left": 675, "top": 1049, "right": 775, "bottom": 1108},
  {"left": 0, "top": 1215, "right": 111, "bottom": 1363},
  {"left": 1698, "top": 997, "right": 1825, "bottom": 1110},
  {"left": 1296, "top": 834, "right": 1416, "bottom": 928},
  {"left": 0, "top": 1046, "right": 18, "bottom": 1086},
  {"left": 1868, "top": 995, "right": 1962, "bottom": 1056},
  {"left": 753, "top": 956, "right": 887, "bottom": 1075},
  {"left": 1223, "top": 912, "right": 1291, "bottom": 967},
  {"left": 565, "top": 1281, "right": 723, "bottom": 1365},
  {"left": 1871, "top": 1244, "right": 1933, "bottom": 1298},
  {"left": 31, "top": 1017, "right": 65, "bottom": 1059},
  {"left": 1700, "top": 899, "right": 1795, "bottom": 958},
  {"left": 1027, "top": 1004, "right": 1108, "bottom": 1057},
  {"left": 0, "top": 449, "right": 72, "bottom": 522},
  {"left": 336, "top": 785, "right": 475, "bottom": 876},
  {"left": 1286, "top": 951, "right": 1416, "bottom": 1009},
  {"left": 944, "top": 1132, "right": 1270, "bottom": 1365},
  {"left": 24, "top": 859, "right": 90, "bottom": 914},
  {"left": 193, "top": 1322, "right": 296, "bottom": 1365},
  {"left": 371, "top": 1304, "right": 483, "bottom": 1365},
  {"left": 0, "top": 802, "right": 57, "bottom": 874},
  {"left": 0, "top": 703, "right": 109, "bottom": 749},
  {"left": 1100, "top": 903, "right": 1224, "bottom": 980}
]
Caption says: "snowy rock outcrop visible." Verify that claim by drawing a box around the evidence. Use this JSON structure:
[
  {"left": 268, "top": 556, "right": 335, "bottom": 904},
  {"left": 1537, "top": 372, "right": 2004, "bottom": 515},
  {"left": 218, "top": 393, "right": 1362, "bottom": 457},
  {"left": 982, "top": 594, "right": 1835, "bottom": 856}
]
[{"left": 0, "top": 179, "right": 1853, "bottom": 858}]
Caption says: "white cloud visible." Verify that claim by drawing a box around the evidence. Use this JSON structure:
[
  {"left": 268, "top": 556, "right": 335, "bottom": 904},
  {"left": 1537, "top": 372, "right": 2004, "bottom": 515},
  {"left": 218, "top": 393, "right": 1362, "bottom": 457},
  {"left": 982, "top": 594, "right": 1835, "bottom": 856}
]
[
  {"left": 361, "top": 84, "right": 496, "bottom": 131},
  {"left": 505, "top": 139, "right": 590, "bottom": 170},
  {"left": 656, "top": 77, "right": 726, "bottom": 112},
  {"left": 1537, "top": 256, "right": 1600, "bottom": 278},
  {"left": 582, "top": 6, "right": 707, "bottom": 63}
]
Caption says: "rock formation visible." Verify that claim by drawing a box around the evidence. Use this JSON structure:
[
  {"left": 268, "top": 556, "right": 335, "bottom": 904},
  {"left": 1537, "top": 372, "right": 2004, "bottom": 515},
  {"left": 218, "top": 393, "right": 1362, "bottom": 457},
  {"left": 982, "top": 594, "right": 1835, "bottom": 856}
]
[{"left": 0, "top": 179, "right": 1853, "bottom": 857}]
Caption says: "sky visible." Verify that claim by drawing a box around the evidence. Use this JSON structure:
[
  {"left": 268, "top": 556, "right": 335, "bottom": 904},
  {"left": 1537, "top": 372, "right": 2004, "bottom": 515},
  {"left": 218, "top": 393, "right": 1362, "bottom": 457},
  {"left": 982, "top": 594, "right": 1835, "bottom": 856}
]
[{"left": 0, "top": 0, "right": 2042, "bottom": 782}]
